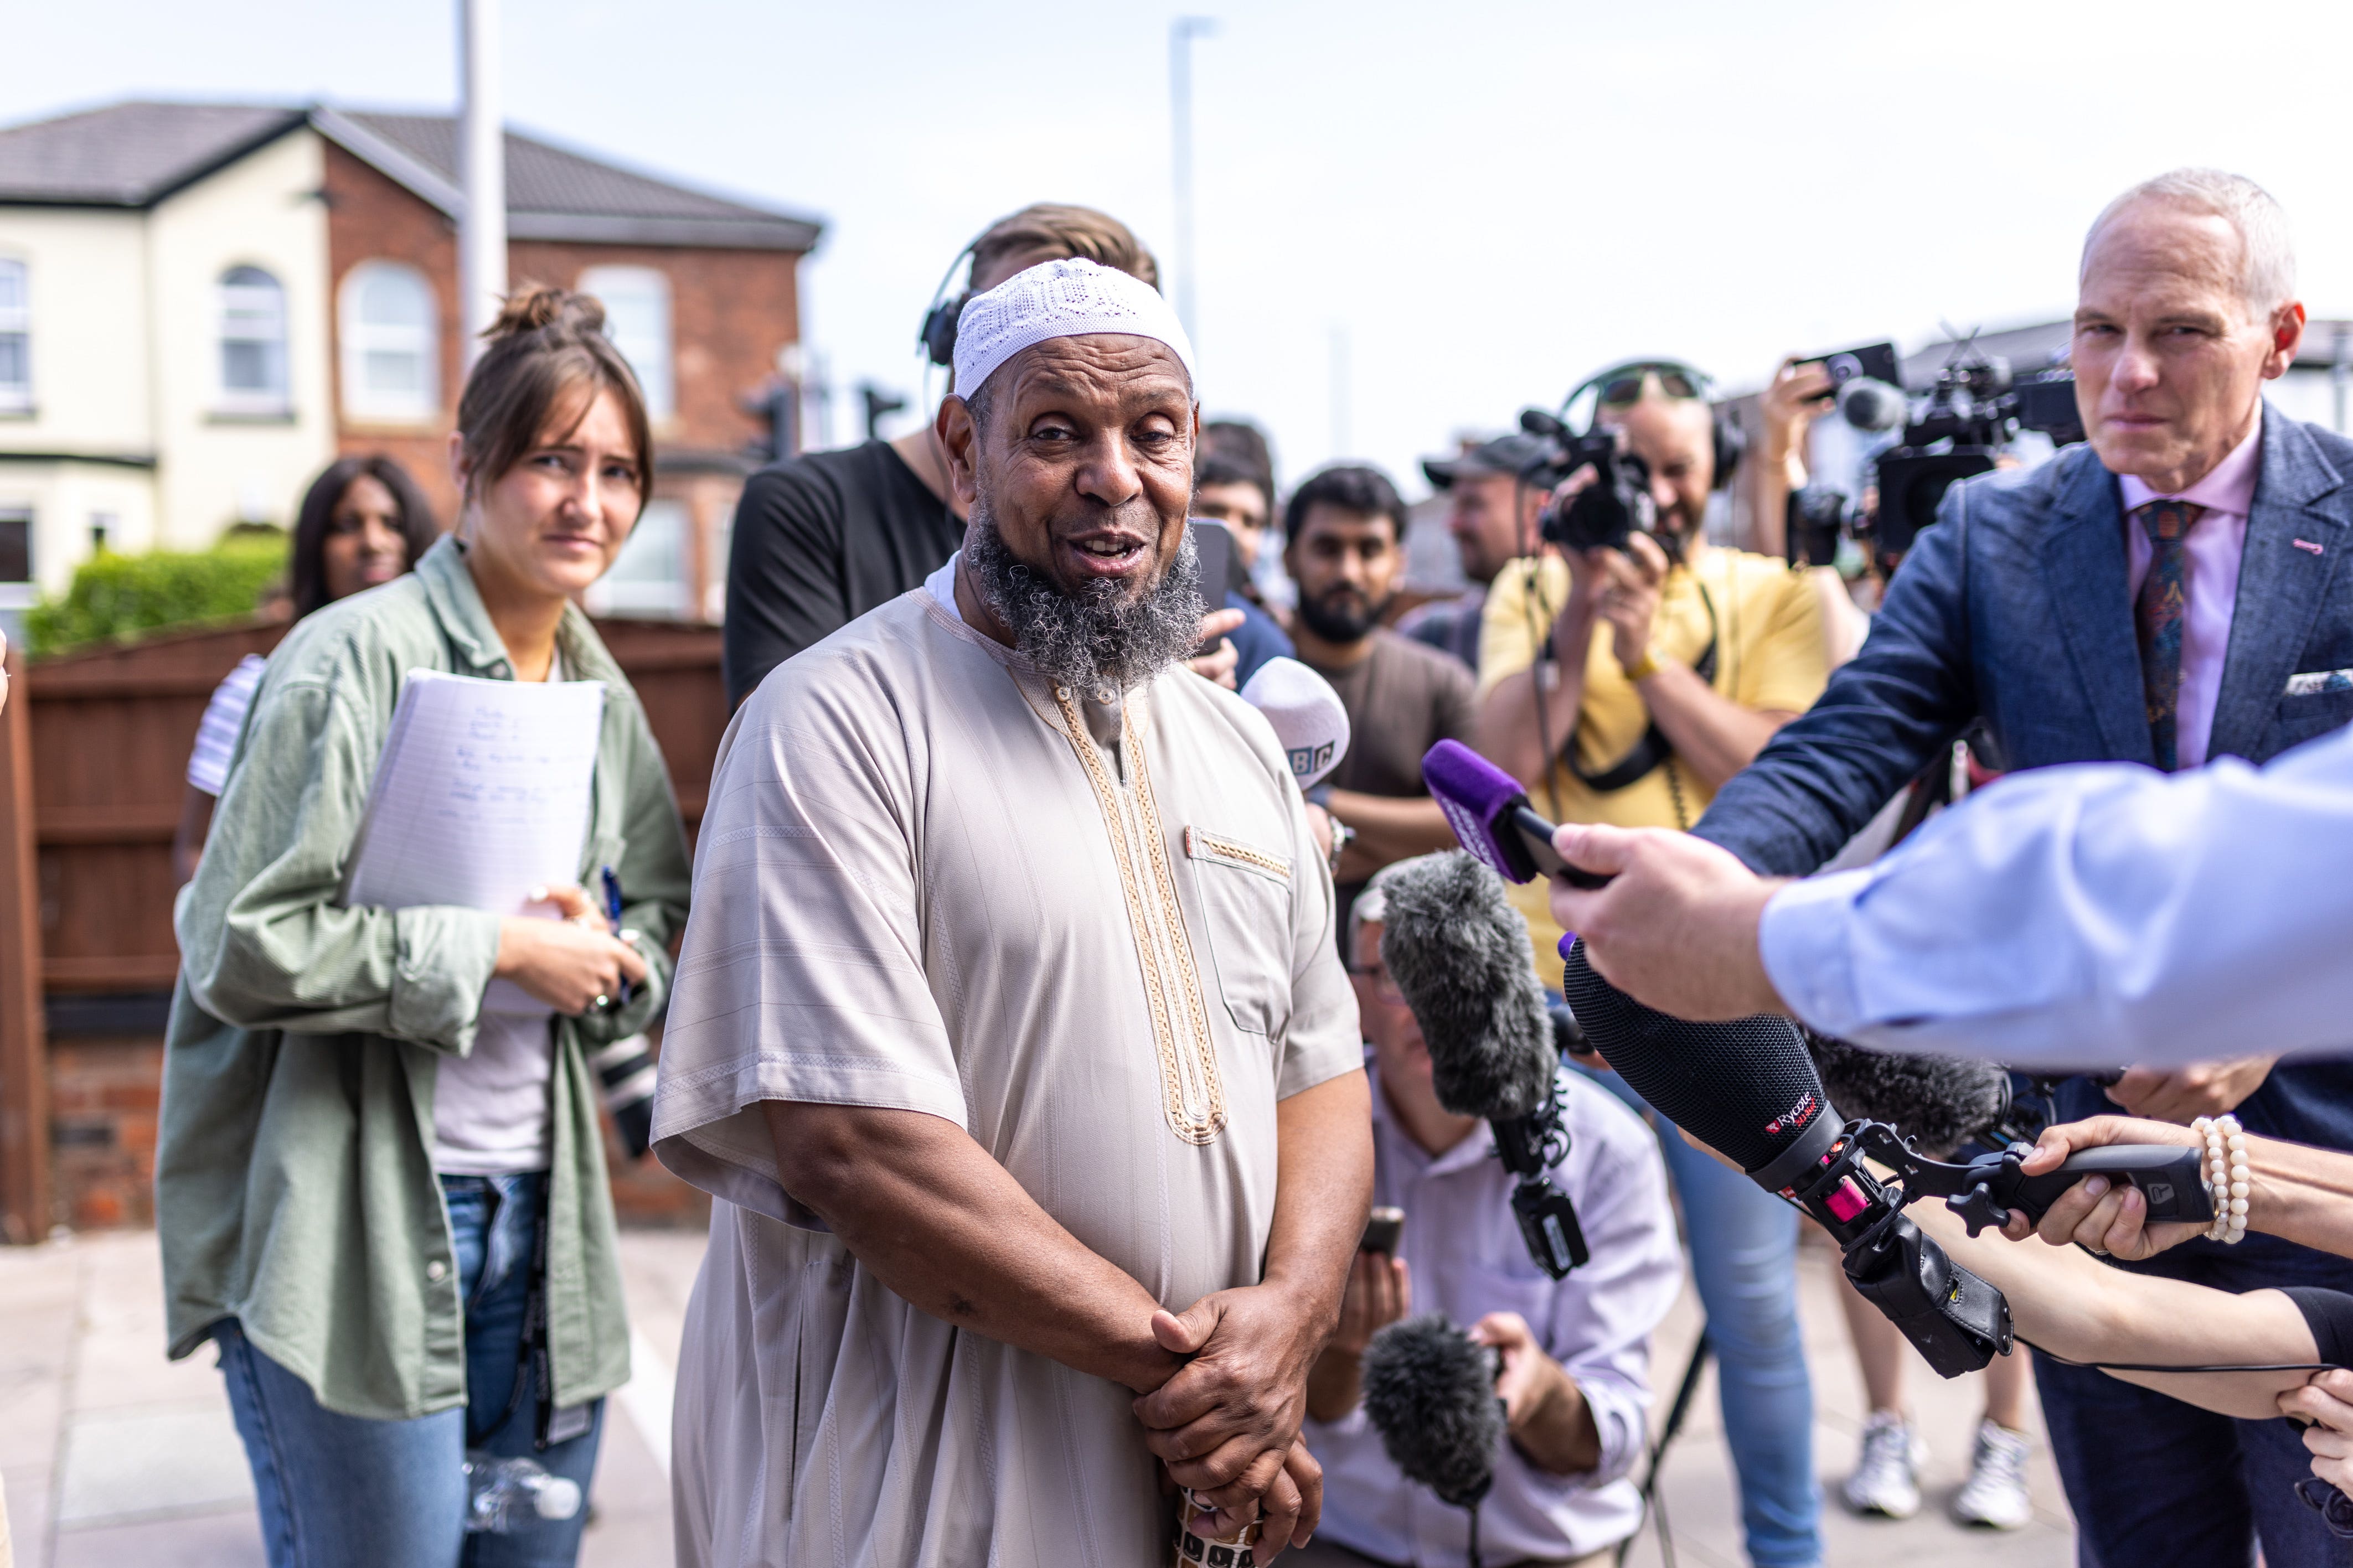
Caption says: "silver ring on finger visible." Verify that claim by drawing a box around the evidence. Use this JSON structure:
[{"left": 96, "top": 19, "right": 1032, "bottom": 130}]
[{"left": 592, "top": 993, "right": 611, "bottom": 1012}]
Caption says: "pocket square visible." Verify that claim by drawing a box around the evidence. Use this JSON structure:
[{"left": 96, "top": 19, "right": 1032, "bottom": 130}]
[{"left": 2285, "top": 667, "right": 2353, "bottom": 696}]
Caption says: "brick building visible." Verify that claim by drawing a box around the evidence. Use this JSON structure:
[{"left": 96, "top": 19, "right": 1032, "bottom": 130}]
[{"left": 0, "top": 101, "right": 822, "bottom": 621}]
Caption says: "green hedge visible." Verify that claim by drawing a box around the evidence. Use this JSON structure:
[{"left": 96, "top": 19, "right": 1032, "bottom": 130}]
[{"left": 26, "top": 534, "right": 288, "bottom": 657}]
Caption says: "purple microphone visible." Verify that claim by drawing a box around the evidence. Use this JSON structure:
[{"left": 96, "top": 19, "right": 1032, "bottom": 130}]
[{"left": 1422, "top": 740, "right": 1611, "bottom": 890}]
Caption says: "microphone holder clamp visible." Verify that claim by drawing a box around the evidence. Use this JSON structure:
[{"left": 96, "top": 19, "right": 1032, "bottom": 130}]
[
  {"left": 1491, "top": 1090, "right": 1589, "bottom": 1280},
  {"left": 1771, "top": 1118, "right": 2014, "bottom": 1376}
]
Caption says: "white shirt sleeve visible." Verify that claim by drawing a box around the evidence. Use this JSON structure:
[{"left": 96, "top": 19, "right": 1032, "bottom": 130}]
[{"left": 1758, "top": 720, "right": 2353, "bottom": 1068}]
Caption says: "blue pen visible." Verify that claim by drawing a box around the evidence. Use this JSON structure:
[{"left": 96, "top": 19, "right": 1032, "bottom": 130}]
[{"left": 600, "top": 865, "right": 632, "bottom": 1011}]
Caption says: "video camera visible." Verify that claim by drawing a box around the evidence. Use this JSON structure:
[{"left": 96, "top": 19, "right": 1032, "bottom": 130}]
[
  {"left": 1783, "top": 339, "right": 2085, "bottom": 576},
  {"left": 1514, "top": 408, "right": 1663, "bottom": 558}
]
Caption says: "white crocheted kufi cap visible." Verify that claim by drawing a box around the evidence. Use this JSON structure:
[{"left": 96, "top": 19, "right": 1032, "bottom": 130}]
[{"left": 952, "top": 256, "right": 1198, "bottom": 403}]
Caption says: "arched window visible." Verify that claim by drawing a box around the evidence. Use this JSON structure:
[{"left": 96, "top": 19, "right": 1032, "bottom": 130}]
[
  {"left": 217, "top": 265, "right": 288, "bottom": 413},
  {"left": 339, "top": 261, "right": 438, "bottom": 423},
  {"left": 0, "top": 257, "right": 29, "bottom": 413},
  {"left": 578, "top": 265, "right": 673, "bottom": 422}
]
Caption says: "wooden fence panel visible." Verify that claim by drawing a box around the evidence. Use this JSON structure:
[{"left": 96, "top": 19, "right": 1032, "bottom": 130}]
[
  {"left": 28, "top": 622, "right": 288, "bottom": 993},
  {"left": 14, "top": 614, "right": 729, "bottom": 1235}
]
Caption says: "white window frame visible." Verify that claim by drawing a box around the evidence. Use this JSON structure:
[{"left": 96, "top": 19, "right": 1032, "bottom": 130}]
[
  {"left": 0, "top": 258, "right": 29, "bottom": 415},
  {"left": 578, "top": 265, "right": 674, "bottom": 422},
  {"left": 216, "top": 265, "right": 290, "bottom": 416},
  {"left": 338, "top": 260, "right": 438, "bottom": 424}
]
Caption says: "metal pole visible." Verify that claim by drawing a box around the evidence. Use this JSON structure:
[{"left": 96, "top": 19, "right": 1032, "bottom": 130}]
[
  {"left": 1169, "top": 17, "right": 1216, "bottom": 352},
  {"left": 1329, "top": 322, "right": 1352, "bottom": 458},
  {"left": 0, "top": 642, "right": 51, "bottom": 1244},
  {"left": 458, "top": 0, "right": 506, "bottom": 366}
]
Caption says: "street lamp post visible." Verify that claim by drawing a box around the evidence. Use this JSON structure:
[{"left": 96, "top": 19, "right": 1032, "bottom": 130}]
[
  {"left": 458, "top": 0, "right": 505, "bottom": 366},
  {"left": 1169, "top": 16, "right": 1216, "bottom": 354}
]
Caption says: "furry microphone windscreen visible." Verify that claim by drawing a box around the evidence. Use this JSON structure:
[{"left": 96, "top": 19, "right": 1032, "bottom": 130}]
[
  {"left": 1361, "top": 1313, "right": 1504, "bottom": 1510},
  {"left": 1801, "top": 1031, "right": 2012, "bottom": 1160},
  {"left": 1378, "top": 852, "right": 1556, "bottom": 1121}
]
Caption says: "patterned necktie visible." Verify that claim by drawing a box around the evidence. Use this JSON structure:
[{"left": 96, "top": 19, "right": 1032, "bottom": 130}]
[{"left": 2133, "top": 498, "right": 2205, "bottom": 772}]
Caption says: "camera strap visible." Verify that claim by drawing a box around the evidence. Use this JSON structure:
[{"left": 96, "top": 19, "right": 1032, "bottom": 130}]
[{"left": 1571, "top": 582, "right": 1720, "bottom": 794}]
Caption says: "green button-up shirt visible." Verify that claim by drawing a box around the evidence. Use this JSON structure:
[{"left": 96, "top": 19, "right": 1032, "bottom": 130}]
[{"left": 157, "top": 536, "right": 692, "bottom": 1420}]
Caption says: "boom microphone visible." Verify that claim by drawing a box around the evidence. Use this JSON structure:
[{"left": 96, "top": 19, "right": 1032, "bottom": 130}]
[
  {"left": 1803, "top": 1032, "right": 2011, "bottom": 1160},
  {"left": 1361, "top": 1313, "right": 1503, "bottom": 1566},
  {"left": 1837, "top": 375, "right": 1909, "bottom": 433},
  {"left": 1378, "top": 852, "right": 1552, "bottom": 1121},
  {"left": 1377, "top": 853, "right": 1588, "bottom": 1277}
]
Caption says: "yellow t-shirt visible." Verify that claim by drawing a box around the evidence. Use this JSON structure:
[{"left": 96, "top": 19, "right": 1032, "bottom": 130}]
[{"left": 1476, "top": 544, "right": 1830, "bottom": 986}]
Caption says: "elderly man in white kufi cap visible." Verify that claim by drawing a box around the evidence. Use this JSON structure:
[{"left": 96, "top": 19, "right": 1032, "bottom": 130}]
[{"left": 655, "top": 257, "right": 1372, "bottom": 1566}]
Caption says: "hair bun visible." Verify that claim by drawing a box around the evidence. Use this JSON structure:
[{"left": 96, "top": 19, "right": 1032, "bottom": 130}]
[{"left": 483, "top": 283, "right": 603, "bottom": 342}]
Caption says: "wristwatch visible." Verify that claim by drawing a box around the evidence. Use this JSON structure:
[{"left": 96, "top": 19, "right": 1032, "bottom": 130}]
[
  {"left": 1622, "top": 646, "right": 1664, "bottom": 683},
  {"left": 1326, "top": 816, "right": 1355, "bottom": 877}
]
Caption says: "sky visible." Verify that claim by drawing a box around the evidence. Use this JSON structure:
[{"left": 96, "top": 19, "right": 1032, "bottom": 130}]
[{"left": 11, "top": 0, "right": 2353, "bottom": 497}]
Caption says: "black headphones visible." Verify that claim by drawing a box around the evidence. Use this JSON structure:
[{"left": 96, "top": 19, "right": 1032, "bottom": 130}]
[
  {"left": 1561, "top": 357, "right": 1746, "bottom": 492},
  {"left": 917, "top": 241, "right": 979, "bottom": 368}
]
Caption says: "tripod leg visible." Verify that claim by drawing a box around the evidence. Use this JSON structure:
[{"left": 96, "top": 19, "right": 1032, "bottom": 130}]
[{"left": 1620, "top": 1331, "right": 1712, "bottom": 1568}]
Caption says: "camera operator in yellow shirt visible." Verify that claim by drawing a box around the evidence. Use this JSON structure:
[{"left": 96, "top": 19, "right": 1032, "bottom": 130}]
[
  {"left": 1476, "top": 360, "right": 1831, "bottom": 990},
  {"left": 1474, "top": 361, "right": 1839, "bottom": 1568}
]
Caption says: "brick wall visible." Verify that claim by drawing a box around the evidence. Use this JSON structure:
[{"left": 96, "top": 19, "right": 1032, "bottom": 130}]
[
  {"left": 47, "top": 1021, "right": 709, "bottom": 1233},
  {"left": 507, "top": 238, "right": 800, "bottom": 460},
  {"left": 50, "top": 1036, "right": 161, "bottom": 1231},
  {"left": 321, "top": 139, "right": 464, "bottom": 526},
  {"left": 321, "top": 141, "right": 804, "bottom": 536}
]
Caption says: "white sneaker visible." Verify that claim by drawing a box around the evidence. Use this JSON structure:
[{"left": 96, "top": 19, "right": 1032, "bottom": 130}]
[
  {"left": 1953, "top": 1419, "right": 2033, "bottom": 1530},
  {"left": 1842, "top": 1410, "right": 1925, "bottom": 1519}
]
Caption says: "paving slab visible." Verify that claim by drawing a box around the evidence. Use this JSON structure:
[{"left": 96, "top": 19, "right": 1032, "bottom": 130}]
[{"left": 0, "top": 1223, "right": 2085, "bottom": 1567}]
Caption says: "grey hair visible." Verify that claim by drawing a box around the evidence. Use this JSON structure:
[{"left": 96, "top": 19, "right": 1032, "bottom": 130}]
[{"left": 2082, "top": 168, "right": 2297, "bottom": 315}]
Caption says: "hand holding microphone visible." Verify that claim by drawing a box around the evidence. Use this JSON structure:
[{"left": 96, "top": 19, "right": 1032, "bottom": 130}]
[{"left": 1546, "top": 820, "right": 1789, "bottom": 1020}]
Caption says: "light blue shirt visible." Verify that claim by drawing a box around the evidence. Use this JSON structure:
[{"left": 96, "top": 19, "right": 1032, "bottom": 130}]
[{"left": 1761, "top": 717, "right": 2353, "bottom": 1068}]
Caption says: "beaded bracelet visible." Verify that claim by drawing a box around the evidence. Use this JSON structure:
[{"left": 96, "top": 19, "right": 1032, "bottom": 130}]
[{"left": 2191, "top": 1114, "right": 2250, "bottom": 1244}]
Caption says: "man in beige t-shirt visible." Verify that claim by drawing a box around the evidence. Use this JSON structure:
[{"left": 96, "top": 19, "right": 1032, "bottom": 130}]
[{"left": 653, "top": 258, "right": 1370, "bottom": 1567}]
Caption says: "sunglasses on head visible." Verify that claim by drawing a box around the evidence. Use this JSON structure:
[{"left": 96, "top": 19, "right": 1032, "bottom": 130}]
[{"left": 1594, "top": 364, "right": 1709, "bottom": 408}]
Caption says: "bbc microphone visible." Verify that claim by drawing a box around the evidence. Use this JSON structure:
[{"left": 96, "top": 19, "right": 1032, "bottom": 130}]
[
  {"left": 1378, "top": 852, "right": 1588, "bottom": 1277},
  {"left": 1240, "top": 656, "right": 1349, "bottom": 790}
]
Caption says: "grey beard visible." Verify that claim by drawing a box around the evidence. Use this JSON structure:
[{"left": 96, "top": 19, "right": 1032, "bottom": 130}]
[{"left": 962, "top": 500, "right": 1206, "bottom": 695}]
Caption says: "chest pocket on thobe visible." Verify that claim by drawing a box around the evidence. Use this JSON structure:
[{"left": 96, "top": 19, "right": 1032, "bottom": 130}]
[{"left": 1183, "top": 826, "right": 1292, "bottom": 1037}]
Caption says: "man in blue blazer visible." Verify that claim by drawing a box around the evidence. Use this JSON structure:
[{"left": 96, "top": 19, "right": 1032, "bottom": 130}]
[{"left": 1697, "top": 169, "right": 2353, "bottom": 1565}]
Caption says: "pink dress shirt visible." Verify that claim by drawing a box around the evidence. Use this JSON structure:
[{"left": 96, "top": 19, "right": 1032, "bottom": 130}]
[{"left": 2119, "top": 419, "right": 2262, "bottom": 769}]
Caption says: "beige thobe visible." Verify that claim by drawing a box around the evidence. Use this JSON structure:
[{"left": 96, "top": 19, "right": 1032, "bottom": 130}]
[{"left": 652, "top": 586, "right": 1363, "bottom": 1567}]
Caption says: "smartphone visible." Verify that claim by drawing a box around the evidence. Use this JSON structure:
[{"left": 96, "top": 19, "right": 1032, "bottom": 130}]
[
  {"left": 1360, "top": 1206, "right": 1405, "bottom": 1255},
  {"left": 1189, "top": 519, "right": 1236, "bottom": 609},
  {"left": 1798, "top": 341, "right": 1902, "bottom": 392}
]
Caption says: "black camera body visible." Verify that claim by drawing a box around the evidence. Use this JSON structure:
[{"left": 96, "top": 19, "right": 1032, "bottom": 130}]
[
  {"left": 1865, "top": 357, "right": 2084, "bottom": 571},
  {"left": 1517, "top": 408, "right": 1661, "bottom": 556}
]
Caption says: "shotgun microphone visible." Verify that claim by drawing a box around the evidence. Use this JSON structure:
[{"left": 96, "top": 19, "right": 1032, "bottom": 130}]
[
  {"left": 1377, "top": 852, "right": 1588, "bottom": 1277},
  {"left": 1803, "top": 1031, "right": 2014, "bottom": 1159},
  {"left": 1361, "top": 1314, "right": 1504, "bottom": 1567}
]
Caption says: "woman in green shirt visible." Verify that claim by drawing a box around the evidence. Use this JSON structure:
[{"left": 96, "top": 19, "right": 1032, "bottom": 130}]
[{"left": 157, "top": 286, "right": 692, "bottom": 1568}]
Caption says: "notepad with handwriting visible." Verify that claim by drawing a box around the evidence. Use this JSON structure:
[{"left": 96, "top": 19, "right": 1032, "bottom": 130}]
[{"left": 345, "top": 669, "right": 607, "bottom": 1013}]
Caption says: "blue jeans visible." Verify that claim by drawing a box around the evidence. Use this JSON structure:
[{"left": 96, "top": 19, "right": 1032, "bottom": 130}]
[
  {"left": 2034, "top": 1232, "right": 2353, "bottom": 1568},
  {"left": 1583, "top": 1064, "right": 1823, "bottom": 1567},
  {"left": 214, "top": 1173, "right": 606, "bottom": 1568}
]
